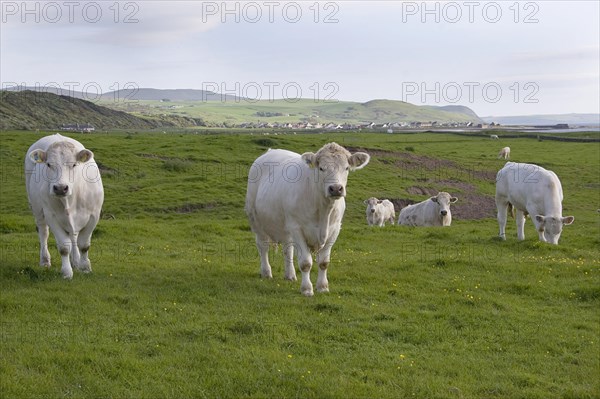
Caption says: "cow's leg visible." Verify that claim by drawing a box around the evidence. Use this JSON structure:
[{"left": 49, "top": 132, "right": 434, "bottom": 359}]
[
  {"left": 295, "top": 241, "right": 314, "bottom": 297},
  {"left": 50, "top": 226, "right": 73, "bottom": 279},
  {"left": 70, "top": 232, "right": 82, "bottom": 271},
  {"left": 533, "top": 215, "right": 546, "bottom": 242},
  {"left": 255, "top": 235, "right": 272, "bottom": 278},
  {"left": 36, "top": 222, "right": 51, "bottom": 267},
  {"left": 515, "top": 210, "right": 526, "bottom": 241},
  {"left": 76, "top": 221, "right": 96, "bottom": 273},
  {"left": 283, "top": 242, "right": 297, "bottom": 281},
  {"left": 316, "top": 243, "right": 333, "bottom": 293},
  {"left": 496, "top": 201, "right": 508, "bottom": 240}
]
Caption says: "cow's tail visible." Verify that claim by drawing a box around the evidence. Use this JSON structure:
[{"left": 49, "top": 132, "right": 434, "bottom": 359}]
[{"left": 507, "top": 202, "right": 515, "bottom": 218}]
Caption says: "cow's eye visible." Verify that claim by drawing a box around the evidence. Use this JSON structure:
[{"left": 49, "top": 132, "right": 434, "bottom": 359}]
[
  {"left": 345, "top": 166, "right": 349, "bottom": 171},
  {"left": 46, "top": 163, "right": 52, "bottom": 168},
  {"left": 319, "top": 167, "right": 325, "bottom": 172}
]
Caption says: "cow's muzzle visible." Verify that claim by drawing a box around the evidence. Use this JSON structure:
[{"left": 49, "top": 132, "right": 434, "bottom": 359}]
[
  {"left": 440, "top": 210, "right": 448, "bottom": 216},
  {"left": 328, "top": 184, "right": 344, "bottom": 198},
  {"left": 53, "top": 184, "right": 69, "bottom": 196}
]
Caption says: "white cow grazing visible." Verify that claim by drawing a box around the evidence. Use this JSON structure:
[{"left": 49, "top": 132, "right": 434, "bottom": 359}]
[
  {"left": 498, "top": 146, "right": 510, "bottom": 159},
  {"left": 364, "top": 197, "right": 395, "bottom": 226},
  {"left": 398, "top": 192, "right": 458, "bottom": 227},
  {"left": 25, "top": 134, "right": 104, "bottom": 279},
  {"left": 245, "top": 142, "right": 370, "bottom": 296},
  {"left": 490, "top": 134, "right": 499, "bottom": 140},
  {"left": 495, "top": 162, "right": 574, "bottom": 244}
]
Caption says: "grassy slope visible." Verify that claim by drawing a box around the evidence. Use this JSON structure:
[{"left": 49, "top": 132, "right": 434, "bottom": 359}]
[
  {"left": 99, "top": 98, "right": 482, "bottom": 126},
  {"left": 0, "top": 91, "right": 204, "bottom": 131},
  {"left": 0, "top": 131, "right": 598, "bottom": 398}
]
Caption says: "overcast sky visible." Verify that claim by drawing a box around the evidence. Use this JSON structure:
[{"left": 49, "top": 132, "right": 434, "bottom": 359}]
[{"left": 1, "top": 1, "right": 598, "bottom": 116}]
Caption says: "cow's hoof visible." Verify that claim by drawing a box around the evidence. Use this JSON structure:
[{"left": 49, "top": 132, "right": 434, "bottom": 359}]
[
  {"left": 302, "top": 290, "right": 314, "bottom": 297},
  {"left": 284, "top": 275, "right": 297, "bottom": 281},
  {"left": 62, "top": 273, "right": 73, "bottom": 280},
  {"left": 317, "top": 286, "right": 329, "bottom": 293},
  {"left": 77, "top": 261, "right": 92, "bottom": 273}
]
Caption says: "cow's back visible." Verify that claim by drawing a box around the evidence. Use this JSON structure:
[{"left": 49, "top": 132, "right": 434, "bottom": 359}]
[
  {"left": 246, "top": 149, "right": 322, "bottom": 242},
  {"left": 399, "top": 199, "right": 439, "bottom": 226},
  {"left": 496, "top": 162, "right": 562, "bottom": 214}
]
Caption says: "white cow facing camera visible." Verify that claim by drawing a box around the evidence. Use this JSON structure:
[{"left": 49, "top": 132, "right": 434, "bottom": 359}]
[
  {"left": 25, "top": 134, "right": 104, "bottom": 279},
  {"left": 398, "top": 192, "right": 458, "bottom": 227},
  {"left": 364, "top": 197, "right": 395, "bottom": 227},
  {"left": 245, "top": 142, "right": 370, "bottom": 296}
]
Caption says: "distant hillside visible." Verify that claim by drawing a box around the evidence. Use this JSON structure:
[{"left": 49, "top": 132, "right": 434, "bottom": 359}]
[
  {"left": 430, "top": 105, "right": 482, "bottom": 121},
  {"left": 2, "top": 87, "right": 483, "bottom": 129},
  {"left": 98, "top": 97, "right": 483, "bottom": 126},
  {"left": 358, "top": 100, "right": 483, "bottom": 123},
  {"left": 0, "top": 91, "right": 204, "bottom": 130},
  {"left": 483, "top": 113, "right": 600, "bottom": 126}
]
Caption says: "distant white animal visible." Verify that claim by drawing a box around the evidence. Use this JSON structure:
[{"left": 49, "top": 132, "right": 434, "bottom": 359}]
[
  {"left": 490, "top": 134, "right": 499, "bottom": 139},
  {"left": 495, "top": 161, "right": 574, "bottom": 244},
  {"left": 498, "top": 146, "right": 510, "bottom": 159},
  {"left": 398, "top": 192, "right": 458, "bottom": 227},
  {"left": 364, "top": 197, "right": 395, "bottom": 227},
  {"left": 25, "top": 134, "right": 104, "bottom": 279},
  {"left": 245, "top": 142, "right": 370, "bottom": 296}
]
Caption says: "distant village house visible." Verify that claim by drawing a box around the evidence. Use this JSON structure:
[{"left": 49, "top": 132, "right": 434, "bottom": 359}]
[{"left": 60, "top": 123, "right": 95, "bottom": 133}]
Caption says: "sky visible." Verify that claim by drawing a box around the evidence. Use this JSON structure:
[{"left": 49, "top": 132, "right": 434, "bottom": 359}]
[{"left": 1, "top": 0, "right": 599, "bottom": 117}]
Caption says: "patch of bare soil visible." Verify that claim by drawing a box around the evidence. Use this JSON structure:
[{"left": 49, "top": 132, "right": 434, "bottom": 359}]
[
  {"left": 349, "top": 146, "right": 497, "bottom": 220},
  {"left": 154, "top": 202, "right": 218, "bottom": 214}
]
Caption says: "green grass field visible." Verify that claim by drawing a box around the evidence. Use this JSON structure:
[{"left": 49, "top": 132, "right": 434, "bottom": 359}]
[{"left": 1, "top": 130, "right": 598, "bottom": 398}]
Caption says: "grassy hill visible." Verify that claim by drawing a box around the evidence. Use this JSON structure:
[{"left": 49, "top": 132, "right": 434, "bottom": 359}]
[
  {"left": 0, "top": 91, "right": 205, "bottom": 130},
  {"left": 100, "top": 98, "right": 483, "bottom": 126},
  {"left": 2, "top": 87, "right": 483, "bottom": 128}
]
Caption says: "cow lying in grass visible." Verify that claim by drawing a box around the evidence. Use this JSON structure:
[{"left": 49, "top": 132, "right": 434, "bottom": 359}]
[{"left": 398, "top": 192, "right": 458, "bottom": 227}]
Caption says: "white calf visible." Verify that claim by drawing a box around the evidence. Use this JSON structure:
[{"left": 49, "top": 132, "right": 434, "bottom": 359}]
[
  {"left": 498, "top": 147, "right": 510, "bottom": 159},
  {"left": 364, "top": 198, "right": 395, "bottom": 227}
]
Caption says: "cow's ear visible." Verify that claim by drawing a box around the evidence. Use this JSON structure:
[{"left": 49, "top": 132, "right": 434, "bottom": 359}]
[
  {"left": 535, "top": 215, "right": 546, "bottom": 224},
  {"left": 562, "top": 216, "right": 574, "bottom": 225},
  {"left": 377, "top": 200, "right": 383, "bottom": 204},
  {"left": 301, "top": 152, "right": 317, "bottom": 168},
  {"left": 77, "top": 149, "right": 93, "bottom": 163},
  {"left": 29, "top": 149, "right": 46, "bottom": 163},
  {"left": 363, "top": 199, "right": 368, "bottom": 205},
  {"left": 430, "top": 196, "right": 438, "bottom": 203},
  {"left": 349, "top": 152, "right": 370, "bottom": 171},
  {"left": 450, "top": 197, "right": 458, "bottom": 203}
]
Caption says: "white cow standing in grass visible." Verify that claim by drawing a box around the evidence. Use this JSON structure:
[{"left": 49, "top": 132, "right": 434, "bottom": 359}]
[
  {"left": 498, "top": 146, "right": 510, "bottom": 159},
  {"left": 490, "top": 135, "right": 499, "bottom": 140},
  {"left": 398, "top": 192, "right": 458, "bottom": 227},
  {"left": 245, "top": 143, "right": 370, "bottom": 296},
  {"left": 495, "top": 162, "right": 574, "bottom": 244},
  {"left": 364, "top": 197, "right": 395, "bottom": 226},
  {"left": 25, "top": 134, "right": 104, "bottom": 279}
]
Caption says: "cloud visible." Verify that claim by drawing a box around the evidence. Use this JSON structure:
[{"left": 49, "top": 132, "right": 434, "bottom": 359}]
[
  {"left": 1, "top": 1, "right": 222, "bottom": 46},
  {"left": 511, "top": 46, "right": 600, "bottom": 64}
]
